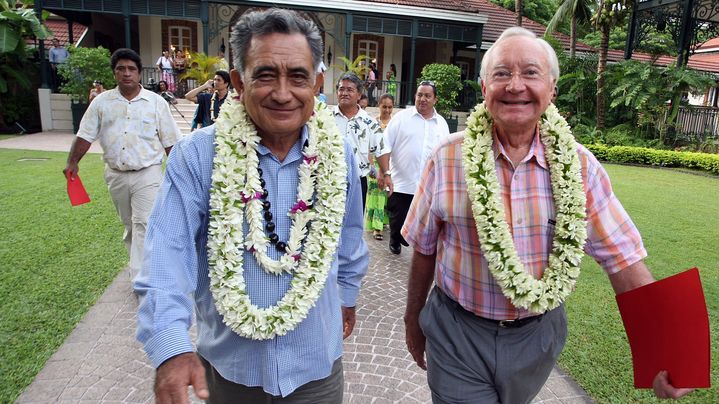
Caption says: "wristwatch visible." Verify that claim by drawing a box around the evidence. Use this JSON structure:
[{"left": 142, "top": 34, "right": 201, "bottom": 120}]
[{"left": 383, "top": 171, "right": 391, "bottom": 177}]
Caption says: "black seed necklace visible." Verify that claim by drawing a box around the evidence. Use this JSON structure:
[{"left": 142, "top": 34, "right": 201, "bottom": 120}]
[{"left": 256, "top": 167, "right": 288, "bottom": 253}]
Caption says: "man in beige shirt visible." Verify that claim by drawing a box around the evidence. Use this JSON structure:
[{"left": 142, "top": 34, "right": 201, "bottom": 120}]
[{"left": 63, "top": 48, "right": 182, "bottom": 280}]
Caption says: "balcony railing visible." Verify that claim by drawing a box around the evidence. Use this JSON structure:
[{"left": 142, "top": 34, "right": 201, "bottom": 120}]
[{"left": 674, "top": 106, "right": 719, "bottom": 143}]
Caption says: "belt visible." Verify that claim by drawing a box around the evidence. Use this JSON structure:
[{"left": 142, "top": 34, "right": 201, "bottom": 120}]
[{"left": 436, "top": 287, "right": 543, "bottom": 329}]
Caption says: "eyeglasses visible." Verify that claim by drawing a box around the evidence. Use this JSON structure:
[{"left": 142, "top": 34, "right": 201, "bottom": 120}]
[
  {"left": 337, "top": 87, "right": 357, "bottom": 94},
  {"left": 490, "top": 69, "right": 546, "bottom": 84}
]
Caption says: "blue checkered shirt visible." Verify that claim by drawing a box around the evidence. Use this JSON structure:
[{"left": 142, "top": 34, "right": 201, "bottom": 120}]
[{"left": 135, "top": 124, "right": 369, "bottom": 396}]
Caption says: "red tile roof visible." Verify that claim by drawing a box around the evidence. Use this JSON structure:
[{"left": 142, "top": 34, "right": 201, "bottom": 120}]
[
  {"left": 361, "top": 0, "right": 719, "bottom": 73},
  {"left": 45, "top": 18, "right": 87, "bottom": 46}
]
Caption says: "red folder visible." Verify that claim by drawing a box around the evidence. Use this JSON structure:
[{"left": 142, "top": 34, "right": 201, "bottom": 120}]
[
  {"left": 616, "top": 267, "right": 711, "bottom": 388},
  {"left": 66, "top": 172, "right": 91, "bottom": 206}
]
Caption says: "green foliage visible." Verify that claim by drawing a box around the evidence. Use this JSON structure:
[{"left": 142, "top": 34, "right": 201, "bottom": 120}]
[
  {"left": 585, "top": 143, "right": 719, "bottom": 174},
  {"left": 0, "top": 149, "right": 126, "bottom": 402},
  {"left": 332, "top": 54, "right": 370, "bottom": 78},
  {"left": 180, "top": 52, "right": 221, "bottom": 84},
  {"left": 544, "top": 0, "right": 592, "bottom": 55},
  {"left": 58, "top": 46, "right": 115, "bottom": 103},
  {"left": 562, "top": 163, "right": 719, "bottom": 403},
  {"left": 582, "top": 21, "right": 676, "bottom": 56},
  {"left": 490, "top": 0, "right": 559, "bottom": 26},
  {"left": 0, "top": 0, "right": 51, "bottom": 56},
  {"left": 553, "top": 44, "right": 597, "bottom": 126},
  {"left": 0, "top": 0, "right": 50, "bottom": 127},
  {"left": 419, "top": 63, "right": 462, "bottom": 119},
  {"left": 606, "top": 60, "right": 716, "bottom": 141}
]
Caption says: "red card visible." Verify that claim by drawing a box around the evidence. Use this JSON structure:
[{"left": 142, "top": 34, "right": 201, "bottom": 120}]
[
  {"left": 66, "top": 172, "right": 91, "bottom": 206},
  {"left": 616, "top": 267, "right": 711, "bottom": 388}
]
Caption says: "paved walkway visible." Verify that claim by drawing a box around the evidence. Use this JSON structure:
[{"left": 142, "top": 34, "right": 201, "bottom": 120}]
[{"left": 7, "top": 132, "right": 594, "bottom": 403}]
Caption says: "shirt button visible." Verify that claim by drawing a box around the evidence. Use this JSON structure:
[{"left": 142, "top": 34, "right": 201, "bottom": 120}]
[{"left": 517, "top": 218, "right": 523, "bottom": 224}]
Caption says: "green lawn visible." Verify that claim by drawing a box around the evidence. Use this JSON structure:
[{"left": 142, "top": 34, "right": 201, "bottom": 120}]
[
  {"left": 0, "top": 149, "right": 126, "bottom": 402},
  {"left": 0, "top": 150, "right": 716, "bottom": 402},
  {"left": 561, "top": 164, "right": 719, "bottom": 403}
]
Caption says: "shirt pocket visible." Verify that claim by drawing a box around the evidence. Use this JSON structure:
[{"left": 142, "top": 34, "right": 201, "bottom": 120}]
[{"left": 139, "top": 113, "right": 158, "bottom": 141}]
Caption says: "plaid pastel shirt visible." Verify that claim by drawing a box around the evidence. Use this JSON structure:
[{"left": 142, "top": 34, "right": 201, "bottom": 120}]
[{"left": 402, "top": 130, "right": 647, "bottom": 320}]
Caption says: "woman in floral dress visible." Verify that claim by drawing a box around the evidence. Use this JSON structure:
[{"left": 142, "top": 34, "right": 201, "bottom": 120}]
[{"left": 366, "top": 93, "right": 394, "bottom": 240}]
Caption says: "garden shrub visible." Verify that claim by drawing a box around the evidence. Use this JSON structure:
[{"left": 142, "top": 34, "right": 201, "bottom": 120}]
[{"left": 585, "top": 144, "right": 719, "bottom": 175}]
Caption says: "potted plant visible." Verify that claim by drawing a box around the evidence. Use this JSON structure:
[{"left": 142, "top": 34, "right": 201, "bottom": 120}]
[
  {"left": 419, "top": 63, "right": 463, "bottom": 132},
  {"left": 180, "top": 52, "right": 221, "bottom": 86},
  {"left": 58, "top": 45, "right": 115, "bottom": 132}
]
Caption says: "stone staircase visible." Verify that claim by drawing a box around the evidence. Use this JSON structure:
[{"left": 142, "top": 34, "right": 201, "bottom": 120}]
[{"left": 169, "top": 99, "right": 197, "bottom": 136}]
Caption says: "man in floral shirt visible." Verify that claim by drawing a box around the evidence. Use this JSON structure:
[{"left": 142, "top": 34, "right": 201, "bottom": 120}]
[{"left": 333, "top": 72, "right": 393, "bottom": 210}]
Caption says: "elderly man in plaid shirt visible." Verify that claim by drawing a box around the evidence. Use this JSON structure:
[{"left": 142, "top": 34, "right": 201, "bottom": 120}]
[{"left": 401, "top": 27, "right": 693, "bottom": 404}]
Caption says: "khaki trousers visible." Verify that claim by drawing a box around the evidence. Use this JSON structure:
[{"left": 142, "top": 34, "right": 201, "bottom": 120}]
[{"left": 103, "top": 164, "right": 162, "bottom": 280}]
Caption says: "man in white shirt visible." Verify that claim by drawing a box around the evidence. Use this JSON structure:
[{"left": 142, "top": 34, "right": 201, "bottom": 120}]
[
  {"left": 63, "top": 48, "right": 182, "bottom": 280},
  {"left": 333, "top": 72, "right": 392, "bottom": 209},
  {"left": 385, "top": 80, "right": 450, "bottom": 254}
]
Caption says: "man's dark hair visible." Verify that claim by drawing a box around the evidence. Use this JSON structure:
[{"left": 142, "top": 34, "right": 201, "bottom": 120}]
[
  {"left": 336, "top": 72, "right": 364, "bottom": 93},
  {"left": 215, "top": 70, "right": 231, "bottom": 84},
  {"left": 111, "top": 48, "right": 142, "bottom": 71},
  {"left": 230, "top": 8, "right": 322, "bottom": 75}
]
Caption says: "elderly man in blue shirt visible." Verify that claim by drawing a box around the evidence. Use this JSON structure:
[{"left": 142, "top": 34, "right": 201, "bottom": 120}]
[{"left": 135, "top": 8, "right": 369, "bottom": 403}]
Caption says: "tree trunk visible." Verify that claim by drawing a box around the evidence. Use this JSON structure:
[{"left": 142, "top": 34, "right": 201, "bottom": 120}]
[
  {"left": 596, "top": 23, "right": 610, "bottom": 130},
  {"left": 570, "top": 16, "right": 577, "bottom": 58},
  {"left": 515, "top": 0, "right": 523, "bottom": 25}
]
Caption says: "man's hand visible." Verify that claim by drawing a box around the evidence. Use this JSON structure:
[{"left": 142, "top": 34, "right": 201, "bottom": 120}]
[
  {"left": 383, "top": 175, "right": 394, "bottom": 197},
  {"left": 63, "top": 162, "right": 79, "bottom": 180},
  {"left": 404, "top": 311, "right": 426, "bottom": 370},
  {"left": 342, "top": 306, "right": 356, "bottom": 339},
  {"left": 653, "top": 371, "right": 694, "bottom": 399},
  {"left": 204, "top": 79, "right": 214, "bottom": 89},
  {"left": 155, "top": 352, "right": 209, "bottom": 404}
]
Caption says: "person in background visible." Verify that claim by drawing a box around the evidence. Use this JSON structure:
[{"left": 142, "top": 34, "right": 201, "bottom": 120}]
[
  {"left": 185, "top": 70, "right": 230, "bottom": 129},
  {"left": 136, "top": 8, "right": 368, "bottom": 402},
  {"left": 359, "top": 93, "right": 369, "bottom": 110},
  {"left": 386, "top": 64, "right": 398, "bottom": 99},
  {"left": 63, "top": 48, "right": 181, "bottom": 282},
  {"left": 156, "top": 49, "right": 175, "bottom": 93},
  {"left": 49, "top": 38, "right": 70, "bottom": 92},
  {"left": 402, "top": 27, "right": 693, "bottom": 403},
  {"left": 156, "top": 80, "right": 177, "bottom": 105},
  {"left": 173, "top": 50, "right": 188, "bottom": 95},
  {"left": 384, "top": 80, "right": 449, "bottom": 255},
  {"left": 366, "top": 93, "right": 395, "bottom": 240},
  {"left": 88, "top": 80, "right": 104, "bottom": 103},
  {"left": 333, "top": 72, "right": 392, "bottom": 210},
  {"left": 215, "top": 49, "right": 230, "bottom": 71}
]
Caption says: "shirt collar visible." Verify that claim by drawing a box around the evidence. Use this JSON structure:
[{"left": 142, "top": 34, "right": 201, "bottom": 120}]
[
  {"left": 332, "top": 104, "right": 366, "bottom": 120},
  {"left": 411, "top": 106, "right": 438, "bottom": 121},
  {"left": 108, "top": 87, "right": 152, "bottom": 102},
  {"left": 255, "top": 125, "right": 309, "bottom": 165},
  {"left": 492, "top": 126, "right": 548, "bottom": 170}
]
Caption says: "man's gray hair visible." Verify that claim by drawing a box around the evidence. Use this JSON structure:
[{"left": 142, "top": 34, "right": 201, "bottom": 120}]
[
  {"left": 336, "top": 72, "right": 364, "bottom": 93},
  {"left": 480, "top": 27, "right": 560, "bottom": 82},
  {"left": 230, "top": 8, "right": 323, "bottom": 76}
]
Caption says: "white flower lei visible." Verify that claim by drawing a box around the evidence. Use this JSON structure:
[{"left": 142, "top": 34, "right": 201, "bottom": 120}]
[
  {"left": 207, "top": 96, "right": 347, "bottom": 340},
  {"left": 461, "top": 102, "right": 588, "bottom": 313}
]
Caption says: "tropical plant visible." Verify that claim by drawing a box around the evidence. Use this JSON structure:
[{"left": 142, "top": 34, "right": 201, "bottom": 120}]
[
  {"left": 418, "top": 63, "right": 462, "bottom": 119},
  {"left": 607, "top": 60, "right": 716, "bottom": 143},
  {"left": 180, "top": 52, "right": 221, "bottom": 84},
  {"left": 592, "top": 0, "right": 633, "bottom": 130},
  {"left": 0, "top": 0, "right": 51, "bottom": 128},
  {"left": 58, "top": 45, "right": 115, "bottom": 103},
  {"left": 332, "top": 54, "right": 370, "bottom": 78},
  {"left": 545, "top": 0, "right": 592, "bottom": 57}
]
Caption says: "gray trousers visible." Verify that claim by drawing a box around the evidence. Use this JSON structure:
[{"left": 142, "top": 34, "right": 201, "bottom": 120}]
[
  {"left": 200, "top": 356, "right": 343, "bottom": 404},
  {"left": 421, "top": 287, "right": 568, "bottom": 404}
]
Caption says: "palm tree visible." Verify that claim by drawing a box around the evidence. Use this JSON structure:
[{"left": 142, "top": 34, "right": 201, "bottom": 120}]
[
  {"left": 515, "top": 0, "right": 523, "bottom": 26},
  {"left": 592, "top": 0, "right": 632, "bottom": 130},
  {"left": 545, "top": 0, "right": 592, "bottom": 57}
]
